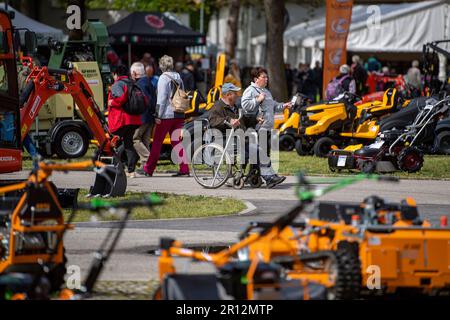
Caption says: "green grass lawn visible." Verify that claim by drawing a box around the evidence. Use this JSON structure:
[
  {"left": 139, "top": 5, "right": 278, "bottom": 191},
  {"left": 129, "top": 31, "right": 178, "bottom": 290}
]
[
  {"left": 276, "top": 152, "right": 450, "bottom": 180},
  {"left": 65, "top": 189, "right": 246, "bottom": 222},
  {"left": 23, "top": 148, "right": 450, "bottom": 180}
]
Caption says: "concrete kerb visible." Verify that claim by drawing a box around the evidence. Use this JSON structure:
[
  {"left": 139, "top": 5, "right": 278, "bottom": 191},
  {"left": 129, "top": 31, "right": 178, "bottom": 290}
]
[{"left": 74, "top": 198, "right": 258, "bottom": 227}]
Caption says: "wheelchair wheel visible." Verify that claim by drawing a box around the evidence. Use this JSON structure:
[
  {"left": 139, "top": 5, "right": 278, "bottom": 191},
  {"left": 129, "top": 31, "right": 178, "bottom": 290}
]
[
  {"left": 191, "top": 143, "right": 232, "bottom": 189},
  {"left": 233, "top": 174, "right": 245, "bottom": 189},
  {"left": 249, "top": 174, "right": 263, "bottom": 188}
]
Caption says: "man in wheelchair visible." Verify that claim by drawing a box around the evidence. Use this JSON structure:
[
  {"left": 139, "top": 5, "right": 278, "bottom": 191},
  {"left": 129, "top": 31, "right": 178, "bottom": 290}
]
[{"left": 208, "top": 83, "right": 285, "bottom": 188}]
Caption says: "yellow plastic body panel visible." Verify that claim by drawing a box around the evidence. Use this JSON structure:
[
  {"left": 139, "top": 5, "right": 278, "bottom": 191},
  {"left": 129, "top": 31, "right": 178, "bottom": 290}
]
[
  {"left": 305, "top": 105, "right": 347, "bottom": 135},
  {"left": 278, "top": 109, "right": 296, "bottom": 131},
  {"left": 340, "top": 120, "right": 379, "bottom": 140},
  {"left": 214, "top": 53, "right": 226, "bottom": 87}
]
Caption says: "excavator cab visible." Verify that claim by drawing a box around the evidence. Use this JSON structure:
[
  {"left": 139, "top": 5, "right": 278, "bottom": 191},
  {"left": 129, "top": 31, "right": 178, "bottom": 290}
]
[
  {"left": 0, "top": 9, "right": 22, "bottom": 173},
  {"left": 0, "top": 9, "right": 125, "bottom": 197}
]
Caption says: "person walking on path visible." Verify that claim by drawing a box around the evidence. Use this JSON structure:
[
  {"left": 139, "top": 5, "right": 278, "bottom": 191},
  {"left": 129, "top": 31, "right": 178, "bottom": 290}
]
[
  {"left": 108, "top": 65, "right": 142, "bottom": 178},
  {"left": 130, "top": 62, "right": 157, "bottom": 173},
  {"left": 241, "top": 67, "right": 292, "bottom": 188},
  {"left": 143, "top": 55, "right": 190, "bottom": 177}
]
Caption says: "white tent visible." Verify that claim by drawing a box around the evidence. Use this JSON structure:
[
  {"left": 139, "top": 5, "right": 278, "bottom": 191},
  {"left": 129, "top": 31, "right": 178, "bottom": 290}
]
[
  {"left": 0, "top": 3, "right": 64, "bottom": 45},
  {"left": 251, "top": 0, "right": 450, "bottom": 69},
  {"left": 306, "top": 0, "right": 449, "bottom": 52}
]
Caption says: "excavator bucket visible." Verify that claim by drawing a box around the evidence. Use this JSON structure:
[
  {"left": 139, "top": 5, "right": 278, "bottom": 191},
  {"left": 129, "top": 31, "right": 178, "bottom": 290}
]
[{"left": 88, "top": 153, "right": 127, "bottom": 198}]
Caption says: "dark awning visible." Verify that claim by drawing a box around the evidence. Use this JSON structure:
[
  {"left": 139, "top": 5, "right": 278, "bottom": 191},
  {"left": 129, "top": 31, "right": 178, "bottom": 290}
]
[{"left": 108, "top": 12, "right": 205, "bottom": 46}]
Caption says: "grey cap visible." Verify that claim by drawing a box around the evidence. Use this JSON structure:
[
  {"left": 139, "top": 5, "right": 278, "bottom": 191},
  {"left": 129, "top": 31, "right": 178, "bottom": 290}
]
[{"left": 222, "top": 82, "right": 241, "bottom": 94}]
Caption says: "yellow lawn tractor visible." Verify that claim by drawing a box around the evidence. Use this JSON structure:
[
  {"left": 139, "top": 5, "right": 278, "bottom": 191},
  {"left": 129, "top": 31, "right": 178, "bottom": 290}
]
[{"left": 279, "top": 88, "right": 408, "bottom": 157}]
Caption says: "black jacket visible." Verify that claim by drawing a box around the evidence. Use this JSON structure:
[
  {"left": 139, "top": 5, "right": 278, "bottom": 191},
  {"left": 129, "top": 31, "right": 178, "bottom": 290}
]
[{"left": 208, "top": 99, "right": 245, "bottom": 132}]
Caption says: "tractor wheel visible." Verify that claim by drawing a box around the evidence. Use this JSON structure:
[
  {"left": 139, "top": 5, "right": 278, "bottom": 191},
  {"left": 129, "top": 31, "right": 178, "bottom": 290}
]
[
  {"left": 313, "top": 137, "right": 336, "bottom": 158},
  {"left": 435, "top": 131, "right": 450, "bottom": 155},
  {"left": 295, "top": 139, "right": 310, "bottom": 156},
  {"left": 53, "top": 126, "right": 89, "bottom": 159},
  {"left": 357, "top": 159, "right": 376, "bottom": 174},
  {"left": 327, "top": 242, "right": 361, "bottom": 300},
  {"left": 279, "top": 134, "right": 296, "bottom": 151},
  {"left": 397, "top": 147, "right": 424, "bottom": 173}
]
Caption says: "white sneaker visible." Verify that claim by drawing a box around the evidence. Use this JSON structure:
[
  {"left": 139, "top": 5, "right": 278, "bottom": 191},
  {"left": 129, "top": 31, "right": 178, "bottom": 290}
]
[{"left": 126, "top": 172, "right": 136, "bottom": 179}]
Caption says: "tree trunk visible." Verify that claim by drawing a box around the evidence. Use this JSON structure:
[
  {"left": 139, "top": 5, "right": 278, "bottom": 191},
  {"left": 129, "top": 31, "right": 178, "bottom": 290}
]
[
  {"left": 263, "top": 0, "right": 288, "bottom": 101},
  {"left": 20, "top": 0, "right": 33, "bottom": 18},
  {"left": 225, "top": 0, "right": 241, "bottom": 59},
  {"left": 68, "top": 0, "right": 86, "bottom": 40}
]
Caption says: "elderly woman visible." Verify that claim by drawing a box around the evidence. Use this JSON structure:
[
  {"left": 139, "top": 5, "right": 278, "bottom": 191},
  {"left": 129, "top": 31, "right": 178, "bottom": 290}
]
[
  {"left": 143, "top": 55, "right": 189, "bottom": 177},
  {"left": 241, "top": 67, "right": 292, "bottom": 188}
]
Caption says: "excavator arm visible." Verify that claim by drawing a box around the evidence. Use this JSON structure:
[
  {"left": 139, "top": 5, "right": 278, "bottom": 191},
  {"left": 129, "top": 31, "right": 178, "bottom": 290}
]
[
  {"left": 19, "top": 66, "right": 117, "bottom": 155},
  {"left": 18, "top": 66, "right": 126, "bottom": 197}
]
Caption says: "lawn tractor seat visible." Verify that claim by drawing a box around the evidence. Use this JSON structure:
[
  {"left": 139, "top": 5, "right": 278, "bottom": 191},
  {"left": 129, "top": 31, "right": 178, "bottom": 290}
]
[
  {"left": 185, "top": 90, "right": 206, "bottom": 117},
  {"left": 162, "top": 274, "right": 231, "bottom": 300},
  {"left": 381, "top": 88, "right": 401, "bottom": 112},
  {"left": 379, "top": 96, "right": 430, "bottom": 131},
  {"left": 207, "top": 86, "right": 222, "bottom": 105}
]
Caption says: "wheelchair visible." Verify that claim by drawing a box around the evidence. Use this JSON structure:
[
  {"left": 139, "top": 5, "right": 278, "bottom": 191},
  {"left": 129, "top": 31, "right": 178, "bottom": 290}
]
[{"left": 191, "top": 117, "right": 263, "bottom": 189}]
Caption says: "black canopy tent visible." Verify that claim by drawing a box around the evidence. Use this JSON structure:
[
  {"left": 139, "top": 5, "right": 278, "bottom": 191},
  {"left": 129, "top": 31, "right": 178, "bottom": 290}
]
[{"left": 108, "top": 12, "right": 205, "bottom": 65}]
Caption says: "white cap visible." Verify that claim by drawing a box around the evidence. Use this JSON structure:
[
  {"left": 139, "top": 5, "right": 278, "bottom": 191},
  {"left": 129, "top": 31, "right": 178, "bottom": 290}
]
[{"left": 340, "top": 64, "right": 350, "bottom": 74}]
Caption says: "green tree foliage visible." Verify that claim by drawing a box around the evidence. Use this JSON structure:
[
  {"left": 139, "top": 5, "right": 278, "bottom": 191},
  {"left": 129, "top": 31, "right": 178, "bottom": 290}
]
[{"left": 84, "top": 0, "right": 218, "bottom": 33}]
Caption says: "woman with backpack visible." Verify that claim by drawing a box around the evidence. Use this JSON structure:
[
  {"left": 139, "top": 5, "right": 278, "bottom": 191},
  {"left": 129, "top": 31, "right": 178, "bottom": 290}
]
[
  {"left": 143, "top": 55, "right": 190, "bottom": 177},
  {"left": 325, "top": 64, "right": 356, "bottom": 100},
  {"left": 108, "top": 64, "right": 142, "bottom": 178}
]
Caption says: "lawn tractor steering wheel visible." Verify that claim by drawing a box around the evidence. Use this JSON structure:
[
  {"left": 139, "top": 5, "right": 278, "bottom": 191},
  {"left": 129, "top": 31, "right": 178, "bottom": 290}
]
[{"left": 343, "top": 91, "right": 361, "bottom": 104}]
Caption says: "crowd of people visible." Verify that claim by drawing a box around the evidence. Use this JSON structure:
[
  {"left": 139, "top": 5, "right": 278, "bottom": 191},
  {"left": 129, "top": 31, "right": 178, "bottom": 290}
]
[
  {"left": 86, "top": 49, "right": 430, "bottom": 188},
  {"left": 108, "top": 54, "right": 191, "bottom": 179},
  {"left": 285, "top": 55, "right": 425, "bottom": 102},
  {"left": 108, "top": 51, "right": 294, "bottom": 188}
]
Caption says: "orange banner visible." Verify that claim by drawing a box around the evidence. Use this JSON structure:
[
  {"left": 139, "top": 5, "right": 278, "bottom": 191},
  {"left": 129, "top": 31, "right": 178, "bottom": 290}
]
[{"left": 323, "top": 0, "right": 354, "bottom": 98}]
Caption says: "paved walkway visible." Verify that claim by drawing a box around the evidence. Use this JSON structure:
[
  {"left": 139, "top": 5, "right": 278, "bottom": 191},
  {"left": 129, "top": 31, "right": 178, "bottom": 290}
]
[{"left": 2, "top": 170, "right": 450, "bottom": 281}]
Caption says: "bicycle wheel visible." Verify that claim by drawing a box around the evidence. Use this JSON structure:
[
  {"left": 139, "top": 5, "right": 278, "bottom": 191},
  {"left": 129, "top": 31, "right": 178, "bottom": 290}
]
[{"left": 191, "top": 143, "right": 232, "bottom": 189}]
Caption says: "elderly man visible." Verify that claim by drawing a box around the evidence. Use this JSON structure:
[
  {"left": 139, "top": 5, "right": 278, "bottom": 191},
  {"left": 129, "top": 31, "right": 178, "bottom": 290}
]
[
  {"left": 208, "top": 83, "right": 243, "bottom": 132},
  {"left": 130, "top": 62, "right": 157, "bottom": 174}
]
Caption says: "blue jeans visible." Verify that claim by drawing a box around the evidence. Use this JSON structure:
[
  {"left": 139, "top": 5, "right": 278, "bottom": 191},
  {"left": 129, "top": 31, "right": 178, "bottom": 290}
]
[{"left": 23, "top": 135, "right": 38, "bottom": 157}]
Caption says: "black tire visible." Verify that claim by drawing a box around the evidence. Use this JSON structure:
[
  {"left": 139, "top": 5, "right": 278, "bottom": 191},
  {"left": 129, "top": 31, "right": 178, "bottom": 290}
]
[
  {"left": 357, "top": 159, "right": 376, "bottom": 174},
  {"left": 279, "top": 134, "right": 296, "bottom": 151},
  {"left": 233, "top": 176, "right": 245, "bottom": 189},
  {"left": 435, "top": 131, "right": 450, "bottom": 155},
  {"left": 313, "top": 137, "right": 336, "bottom": 158},
  {"left": 397, "top": 147, "right": 424, "bottom": 173},
  {"left": 249, "top": 175, "right": 263, "bottom": 188},
  {"left": 53, "top": 126, "right": 89, "bottom": 159},
  {"left": 328, "top": 242, "right": 362, "bottom": 300},
  {"left": 295, "top": 139, "right": 310, "bottom": 156}
]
